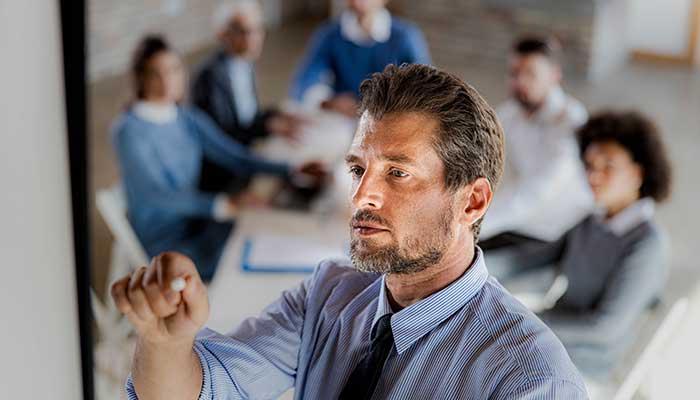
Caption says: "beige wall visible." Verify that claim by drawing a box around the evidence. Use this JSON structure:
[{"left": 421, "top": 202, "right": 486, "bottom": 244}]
[
  {"left": 627, "top": 0, "right": 693, "bottom": 56},
  {"left": 0, "top": 0, "right": 83, "bottom": 398},
  {"left": 88, "top": 0, "right": 312, "bottom": 81}
]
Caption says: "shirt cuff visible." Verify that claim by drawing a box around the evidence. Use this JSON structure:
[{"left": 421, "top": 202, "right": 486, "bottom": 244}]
[
  {"left": 212, "top": 193, "right": 234, "bottom": 222},
  {"left": 301, "top": 83, "right": 334, "bottom": 110}
]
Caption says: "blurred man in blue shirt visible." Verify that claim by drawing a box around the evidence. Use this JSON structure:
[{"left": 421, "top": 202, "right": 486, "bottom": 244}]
[
  {"left": 113, "top": 64, "right": 587, "bottom": 399},
  {"left": 290, "top": 0, "right": 431, "bottom": 117}
]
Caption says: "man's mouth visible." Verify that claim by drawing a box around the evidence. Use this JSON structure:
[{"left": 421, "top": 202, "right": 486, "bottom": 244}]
[{"left": 351, "top": 222, "right": 390, "bottom": 236}]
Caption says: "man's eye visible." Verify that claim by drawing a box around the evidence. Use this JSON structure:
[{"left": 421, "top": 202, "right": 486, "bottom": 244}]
[
  {"left": 348, "top": 166, "right": 365, "bottom": 177},
  {"left": 390, "top": 169, "right": 408, "bottom": 178}
]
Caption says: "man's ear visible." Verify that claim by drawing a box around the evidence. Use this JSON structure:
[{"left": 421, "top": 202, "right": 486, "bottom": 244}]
[{"left": 458, "top": 177, "right": 493, "bottom": 227}]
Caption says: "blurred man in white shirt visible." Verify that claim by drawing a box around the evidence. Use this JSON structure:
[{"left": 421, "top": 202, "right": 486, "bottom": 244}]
[{"left": 480, "top": 37, "right": 593, "bottom": 250}]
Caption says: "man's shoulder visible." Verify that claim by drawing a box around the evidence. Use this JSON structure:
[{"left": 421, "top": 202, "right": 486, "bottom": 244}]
[
  {"left": 560, "top": 93, "right": 588, "bottom": 127},
  {"left": 495, "top": 99, "right": 520, "bottom": 122},
  {"left": 311, "top": 258, "right": 380, "bottom": 288},
  {"left": 301, "top": 258, "right": 381, "bottom": 315},
  {"left": 192, "top": 50, "right": 226, "bottom": 82},
  {"left": 312, "top": 19, "right": 342, "bottom": 42},
  {"left": 470, "top": 278, "right": 587, "bottom": 393},
  {"left": 111, "top": 110, "right": 143, "bottom": 140},
  {"left": 390, "top": 17, "right": 423, "bottom": 37}
]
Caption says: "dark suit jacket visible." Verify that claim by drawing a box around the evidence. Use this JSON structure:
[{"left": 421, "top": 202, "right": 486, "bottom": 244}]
[
  {"left": 191, "top": 50, "right": 276, "bottom": 146},
  {"left": 191, "top": 50, "right": 278, "bottom": 192}
]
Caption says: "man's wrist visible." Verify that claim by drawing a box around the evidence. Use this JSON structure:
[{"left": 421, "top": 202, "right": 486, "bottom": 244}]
[
  {"left": 137, "top": 335, "right": 195, "bottom": 352},
  {"left": 212, "top": 193, "right": 235, "bottom": 221}
]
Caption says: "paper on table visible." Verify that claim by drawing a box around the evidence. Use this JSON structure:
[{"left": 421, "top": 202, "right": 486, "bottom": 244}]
[
  {"left": 241, "top": 233, "right": 347, "bottom": 273},
  {"left": 256, "top": 110, "right": 356, "bottom": 165}
]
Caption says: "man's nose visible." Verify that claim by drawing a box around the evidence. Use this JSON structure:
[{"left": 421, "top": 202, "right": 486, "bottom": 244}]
[
  {"left": 351, "top": 171, "right": 384, "bottom": 210},
  {"left": 587, "top": 169, "right": 604, "bottom": 185}
]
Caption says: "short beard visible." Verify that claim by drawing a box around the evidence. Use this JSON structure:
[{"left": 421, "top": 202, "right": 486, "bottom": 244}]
[
  {"left": 513, "top": 92, "right": 542, "bottom": 114},
  {"left": 350, "top": 206, "right": 454, "bottom": 275}
]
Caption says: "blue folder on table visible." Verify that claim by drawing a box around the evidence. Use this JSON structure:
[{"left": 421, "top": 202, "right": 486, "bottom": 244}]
[{"left": 240, "top": 235, "right": 347, "bottom": 274}]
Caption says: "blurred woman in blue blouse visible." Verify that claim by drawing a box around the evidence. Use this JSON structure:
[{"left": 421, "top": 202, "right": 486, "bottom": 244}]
[{"left": 112, "top": 36, "right": 321, "bottom": 281}]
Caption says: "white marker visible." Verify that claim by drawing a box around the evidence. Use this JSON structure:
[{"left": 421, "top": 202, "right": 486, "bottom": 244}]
[{"left": 170, "top": 277, "right": 186, "bottom": 292}]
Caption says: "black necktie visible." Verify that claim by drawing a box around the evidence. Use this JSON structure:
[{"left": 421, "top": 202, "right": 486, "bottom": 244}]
[{"left": 339, "top": 314, "right": 394, "bottom": 400}]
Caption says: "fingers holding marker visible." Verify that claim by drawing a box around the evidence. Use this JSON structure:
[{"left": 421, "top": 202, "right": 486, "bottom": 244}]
[
  {"left": 111, "top": 274, "right": 133, "bottom": 316},
  {"left": 127, "top": 266, "right": 155, "bottom": 321},
  {"left": 170, "top": 277, "right": 186, "bottom": 292},
  {"left": 141, "top": 267, "right": 178, "bottom": 318},
  {"left": 154, "top": 252, "right": 191, "bottom": 305},
  {"left": 148, "top": 252, "right": 209, "bottom": 328}
]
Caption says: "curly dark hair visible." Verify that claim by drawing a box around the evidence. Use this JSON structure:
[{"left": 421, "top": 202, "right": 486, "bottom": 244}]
[
  {"left": 131, "top": 35, "right": 170, "bottom": 99},
  {"left": 577, "top": 111, "right": 673, "bottom": 202}
]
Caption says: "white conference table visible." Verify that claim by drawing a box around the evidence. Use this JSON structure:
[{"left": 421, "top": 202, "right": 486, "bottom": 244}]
[
  {"left": 206, "top": 107, "right": 355, "bottom": 333},
  {"left": 206, "top": 208, "right": 348, "bottom": 332}
]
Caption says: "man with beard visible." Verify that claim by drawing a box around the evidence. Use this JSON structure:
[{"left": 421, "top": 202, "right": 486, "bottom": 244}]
[
  {"left": 479, "top": 36, "right": 593, "bottom": 251},
  {"left": 112, "top": 64, "right": 588, "bottom": 399}
]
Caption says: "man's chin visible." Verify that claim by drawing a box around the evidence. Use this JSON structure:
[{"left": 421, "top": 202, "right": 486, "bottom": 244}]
[
  {"left": 349, "top": 242, "right": 394, "bottom": 273},
  {"left": 514, "top": 96, "right": 543, "bottom": 113}
]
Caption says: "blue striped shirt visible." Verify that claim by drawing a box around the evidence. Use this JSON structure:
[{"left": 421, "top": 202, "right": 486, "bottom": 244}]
[{"left": 127, "top": 248, "right": 588, "bottom": 399}]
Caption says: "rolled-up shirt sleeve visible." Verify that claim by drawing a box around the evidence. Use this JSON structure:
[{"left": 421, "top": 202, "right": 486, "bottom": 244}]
[{"left": 126, "top": 269, "right": 315, "bottom": 400}]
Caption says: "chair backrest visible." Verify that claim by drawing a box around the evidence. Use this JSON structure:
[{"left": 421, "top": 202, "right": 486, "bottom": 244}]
[
  {"left": 612, "top": 297, "right": 689, "bottom": 400},
  {"left": 96, "top": 184, "right": 149, "bottom": 267}
]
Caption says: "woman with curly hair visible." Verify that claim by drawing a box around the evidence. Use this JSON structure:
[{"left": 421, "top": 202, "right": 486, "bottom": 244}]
[{"left": 487, "top": 110, "right": 673, "bottom": 376}]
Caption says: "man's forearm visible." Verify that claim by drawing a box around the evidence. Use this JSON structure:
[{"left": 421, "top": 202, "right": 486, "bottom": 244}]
[{"left": 132, "top": 338, "right": 203, "bottom": 400}]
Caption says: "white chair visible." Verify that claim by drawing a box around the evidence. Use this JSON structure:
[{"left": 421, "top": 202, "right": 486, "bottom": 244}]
[
  {"left": 610, "top": 297, "right": 689, "bottom": 400},
  {"left": 584, "top": 297, "right": 690, "bottom": 400},
  {"left": 93, "top": 184, "right": 149, "bottom": 399},
  {"left": 96, "top": 184, "right": 149, "bottom": 279},
  {"left": 93, "top": 183, "right": 149, "bottom": 334}
]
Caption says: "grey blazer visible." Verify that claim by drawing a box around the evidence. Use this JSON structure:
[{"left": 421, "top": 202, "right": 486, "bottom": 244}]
[{"left": 190, "top": 50, "right": 275, "bottom": 146}]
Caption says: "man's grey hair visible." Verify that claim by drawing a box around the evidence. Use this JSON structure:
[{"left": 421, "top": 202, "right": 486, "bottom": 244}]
[
  {"left": 358, "top": 64, "right": 505, "bottom": 240},
  {"left": 213, "top": 0, "right": 263, "bottom": 34}
]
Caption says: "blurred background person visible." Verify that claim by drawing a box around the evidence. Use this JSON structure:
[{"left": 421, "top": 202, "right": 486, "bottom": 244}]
[
  {"left": 480, "top": 36, "right": 592, "bottom": 250},
  {"left": 191, "top": 0, "right": 308, "bottom": 193},
  {"left": 112, "top": 35, "right": 322, "bottom": 282},
  {"left": 289, "top": 0, "right": 431, "bottom": 117},
  {"left": 487, "top": 110, "right": 673, "bottom": 377}
]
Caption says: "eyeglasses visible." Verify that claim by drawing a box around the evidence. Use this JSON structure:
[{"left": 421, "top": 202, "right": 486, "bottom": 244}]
[{"left": 226, "top": 24, "right": 263, "bottom": 37}]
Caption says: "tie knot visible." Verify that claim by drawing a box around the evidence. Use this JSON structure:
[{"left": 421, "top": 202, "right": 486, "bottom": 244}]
[{"left": 372, "top": 314, "right": 393, "bottom": 342}]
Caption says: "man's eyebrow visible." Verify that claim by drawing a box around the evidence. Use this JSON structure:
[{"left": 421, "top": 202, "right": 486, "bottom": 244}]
[
  {"left": 344, "top": 154, "right": 361, "bottom": 164},
  {"left": 381, "top": 154, "right": 415, "bottom": 165},
  {"left": 344, "top": 153, "right": 417, "bottom": 165}
]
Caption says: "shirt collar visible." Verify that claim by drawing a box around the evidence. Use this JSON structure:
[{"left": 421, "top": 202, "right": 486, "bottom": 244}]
[
  {"left": 227, "top": 56, "right": 251, "bottom": 72},
  {"left": 598, "top": 197, "right": 655, "bottom": 236},
  {"left": 132, "top": 101, "right": 177, "bottom": 124},
  {"left": 340, "top": 8, "right": 392, "bottom": 46},
  {"left": 372, "top": 247, "right": 489, "bottom": 354},
  {"left": 527, "top": 85, "right": 566, "bottom": 124}
]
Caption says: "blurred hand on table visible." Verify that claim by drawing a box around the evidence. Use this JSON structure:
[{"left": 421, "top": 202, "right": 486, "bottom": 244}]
[
  {"left": 291, "top": 161, "right": 331, "bottom": 190},
  {"left": 320, "top": 94, "right": 358, "bottom": 119},
  {"left": 266, "top": 111, "right": 310, "bottom": 143}
]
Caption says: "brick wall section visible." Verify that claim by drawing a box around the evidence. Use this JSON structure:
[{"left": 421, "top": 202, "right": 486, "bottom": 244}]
[
  {"left": 88, "top": 0, "right": 311, "bottom": 81},
  {"left": 390, "top": 0, "right": 596, "bottom": 78}
]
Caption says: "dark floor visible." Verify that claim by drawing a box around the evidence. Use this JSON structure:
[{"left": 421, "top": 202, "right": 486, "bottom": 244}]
[{"left": 89, "top": 17, "right": 700, "bottom": 304}]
